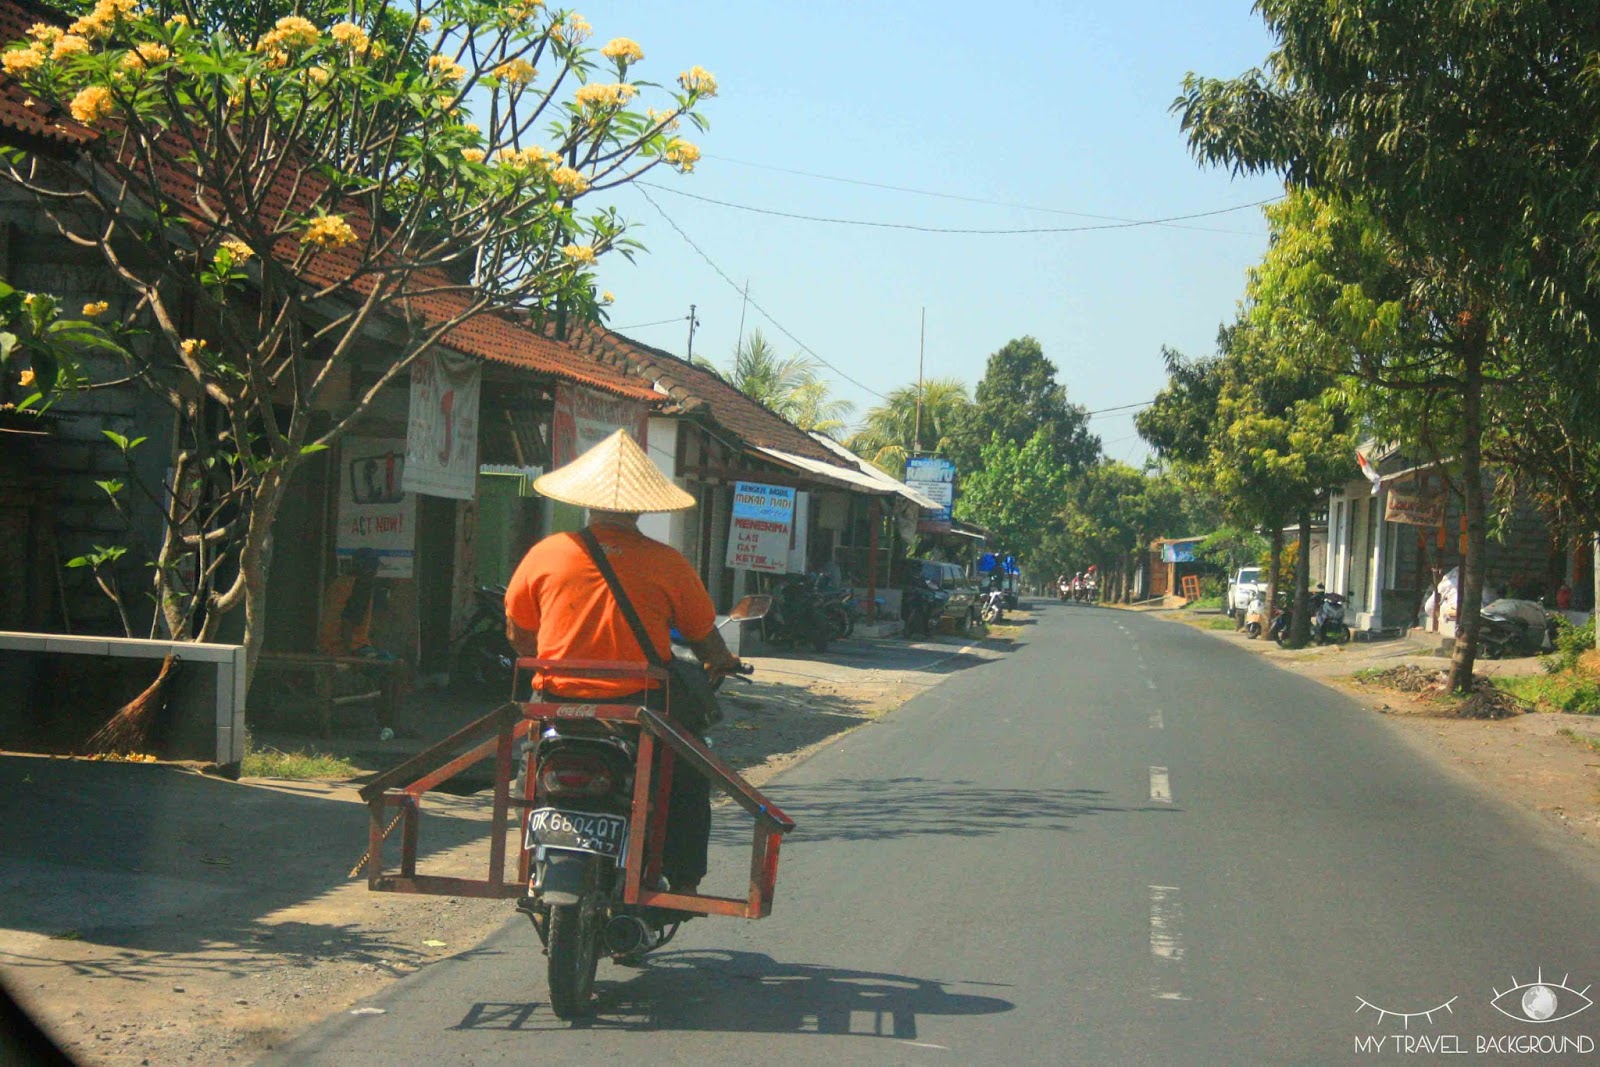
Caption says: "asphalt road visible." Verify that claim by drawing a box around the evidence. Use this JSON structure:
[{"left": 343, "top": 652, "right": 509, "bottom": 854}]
[{"left": 271, "top": 603, "right": 1600, "bottom": 1064}]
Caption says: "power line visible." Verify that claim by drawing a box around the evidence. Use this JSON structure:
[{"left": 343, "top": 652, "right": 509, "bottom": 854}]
[
  {"left": 703, "top": 154, "right": 1263, "bottom": 236},
  {"left": 639, "top": 182, "right": 1282, "bottom": 236},
  {"left": 636, "top": 185, "right": 892, "bottom": 402},
  {"left": 1083, "top": 400, "right": 1154, "bottom": 418},
  {"left": 612, "top": 315, "right": 687, "bottom": 331}
]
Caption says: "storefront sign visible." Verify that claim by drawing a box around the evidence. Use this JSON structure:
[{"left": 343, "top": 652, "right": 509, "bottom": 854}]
[
  {"left": 1385, "top": 487, "right": 1446, "bottom": 527},
  {"left": 905, "top": 457, "right": 956, "bottom": 533},
  {"left": 551, "top": 383, "right": 648, "bottom": 468},
  {"left": 403, "top": 351, "right": 481, "bottom": 500},
  {"left": 336, "top": 436, "right": 415, "bottom": 577},
  {"left": 726, "top": 481, "right": 795, "bottom": 573}
]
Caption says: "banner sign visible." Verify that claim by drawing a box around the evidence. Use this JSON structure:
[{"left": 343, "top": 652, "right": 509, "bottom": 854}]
[
  {"left": 403, "top": 351, "right": 481, "bottom": 500},
  {"left": 1385, "top": 486, "right": 1446, "bottom": 527},
  {"left": 905, "top": 457, "right": 956, "bottom": 533},
  {"left": 336, "top": 436, "right": 416, "bottom": 577},
  {"left": 1161, "top": 541, "right": 1199, "bottom": 563},
  {"left": 551, "top": 384, "right": 649, "bottom": 468},
  {"left": 726, "top": 481, "right": 795, "bottom": 573}
]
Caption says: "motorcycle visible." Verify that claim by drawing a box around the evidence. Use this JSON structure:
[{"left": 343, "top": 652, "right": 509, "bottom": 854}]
[
  {"left": 762, "top": 574, "right": 837, "bottom": 652},
  {"left": 1270, "top": 589, "right": 1351, "bottom": 646},
  {"left": 1243, "top": 589, "right": 1268, "bottom": 638},
  {"left": 453, "top": 584, "right": 514, "bottom": 694},
  {"left": 520, "top": 660, "right": 758, "bottom": 1018},
  {"left": 979, "top": 587, "right": 1006, "bottom": 624},
  {"left": 902, "top": 576, "right": 947, "bottom": 638},
  {"left": 1479, "top": 598, "right": 1557, "bottom": 658}
]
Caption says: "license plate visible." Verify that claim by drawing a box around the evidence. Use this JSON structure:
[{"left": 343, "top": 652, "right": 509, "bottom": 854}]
[{"left": 525, "top": 807, "right": 628, "bottom": 858}]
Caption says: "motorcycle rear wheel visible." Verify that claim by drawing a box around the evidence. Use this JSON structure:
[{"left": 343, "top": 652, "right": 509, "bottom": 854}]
[{"left": 546, "top": 903, "right": 600, "bottom": 1019}]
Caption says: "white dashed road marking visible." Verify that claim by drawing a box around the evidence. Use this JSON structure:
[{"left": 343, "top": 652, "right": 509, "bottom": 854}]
[
  {"left": 1149, "top": 885, "right": 1191, "bottom": 1002},
  {"left": 1149, "top": 708, "right": 1165, "bottom": 730},
  {"left": 1149, "top": 766, "right": 1172, "bottom": 803}
]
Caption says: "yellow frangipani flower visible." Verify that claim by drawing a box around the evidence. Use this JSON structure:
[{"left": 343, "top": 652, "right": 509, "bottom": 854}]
[
  {"left": 678, "top": 65, "right": 717, "bottom": 96},
  {"left": 301, "top": 214, "right": 357, "bottom": 249},
  {"left": 600, "top": 38, "right": 643, "bottom": 63},
  {"left": 165, "top": 14, "right": 190, "bottom": 28},
  {"left": 550, "top": 166, "right": 589, "bottom": 195},
  {"left": 416, "top": 17, "right": 433, "bottom": 32},
  {"left": 69, "top": 84, "right": 114, "bottom": 124},
  {"left": 18, "top": 368, "right": 35, "bottom": 387},
  {"left": 137, "top": 41, "right": 169, "bottom": 64},
  {"left": 82, "top": 301, "right": 110, "bottom": 317},
  {"left": 561, "top": 244, "right": 596, "bottom": 265},
  {"left": 26, "top": 23, "right": 63, "bottom": 43},
  {"left": 555, "top": 14, "right": 591, "bottom": 45},
  {"left": 2, "top": 46, "right": 45, "bottom": 75},
  {"left": 219, "top": 238, "right": 253, "bottom": 261},
  {"left": 573, "top": 82, "right": 636, "bottom": 109},
  {"left": 497, "top": 144, "right": 557, "bottom": 170},
  {"left": 330, "top": 21, "right": 370, "bottom": 53},
  {"left": 492, "top": 58, "right": 535, "bottom": 84},
  {"left": 461, "top": 148, "right": 485, "bottom": 163},
  {"left": 306, "top": 65, "right": 330, "bottom": 85},
  {"left": 427, "top": 54, "right": 466, "bottom": 83},
  {"left": 663, "top": 137, "right": 700, "bottom": 172},
  {"left": 180, "top": 338, "right": 208, "bottom": 359},
  {"left": 600, "top": 290, "right": 615, "bottom": 303},
  {"left": 51, "top": 35, "right": 91, "bottom": 60},
  {"left": 265, "top": 15, "right": 319, "bottom": 49}
]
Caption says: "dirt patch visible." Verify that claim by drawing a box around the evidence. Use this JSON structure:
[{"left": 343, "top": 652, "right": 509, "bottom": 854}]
[{"left": 1352, "top": 665, "right": 1530, "bottom": 720}]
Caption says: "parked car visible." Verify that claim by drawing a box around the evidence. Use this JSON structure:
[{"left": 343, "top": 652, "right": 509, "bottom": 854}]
[
  {"left": 918, "top": 561, "right": 979, "bottom": 633},
  {"left": 1228, "top": 566, "right": 1263, "bottom": 618}
]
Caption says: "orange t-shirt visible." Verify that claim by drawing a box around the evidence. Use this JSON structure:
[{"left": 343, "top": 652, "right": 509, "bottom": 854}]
[{"left": 504, "top": 525, "right": 716, "bottom": 697}]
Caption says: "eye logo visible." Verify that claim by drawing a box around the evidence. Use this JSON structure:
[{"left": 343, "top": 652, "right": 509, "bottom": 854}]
[
  {"left": 1490, "top": 970, "right": 1593, "bottom": 1024},
  {"left": 1355, "top": 996, "right": 1457, "bottom": 1029}
]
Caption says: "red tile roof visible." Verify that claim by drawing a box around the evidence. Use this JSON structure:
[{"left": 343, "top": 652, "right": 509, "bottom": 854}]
[{"left": 568, "top": 325, "right": 848, "bottom": 466}]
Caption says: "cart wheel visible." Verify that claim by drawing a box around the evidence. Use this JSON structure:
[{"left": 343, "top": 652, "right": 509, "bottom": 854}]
[{"left": 546, "top": 903, "right": 600, "bottom": 1018}]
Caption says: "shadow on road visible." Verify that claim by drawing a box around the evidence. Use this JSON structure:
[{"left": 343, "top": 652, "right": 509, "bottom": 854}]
[
  {"left": 713, "top": 776, "right": 1169, "bottom": 844},
  {"left": 449, "top": 949, "right": 1013, "bottom": 1038}
]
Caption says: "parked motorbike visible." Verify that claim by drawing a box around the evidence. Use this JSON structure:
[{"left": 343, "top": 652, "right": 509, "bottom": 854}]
[
  {"left": 1243, "top": 590, "right": 1268, "bottom": 638},
  {"left": 453, "top": 584, "right": 514, "bottom": 694},
  {"left": 521, "top": 660, "right": 757, "bottom": 1018},
  {"left": 762, "top": 574, "right": 837, "bottom": 652},
  {"left": 979, "top": 587, "right": 1006, "bottom": 624},
  {"left": 1269, "top": 589, "right": 1351, "bottom": 646},
  {"left": 1478, "top": 598, "right": 1557, "bottom": 658},
  {"left": 902, "top": 576, "right": 948, "bottom": 638}
]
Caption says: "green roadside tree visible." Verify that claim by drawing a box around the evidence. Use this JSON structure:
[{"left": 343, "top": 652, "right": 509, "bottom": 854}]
[
  {"left": 1, "top": 0, "right": 716, "bottom": 671},
  {"left": 949, "top": 336, "right": 1098, "bottom": 478},
  {"left": 1175, "top": 0, "right": 1600, "bottom": 685},
  {"left": 954, "top": 429, "right": 1068, "bottom": 565}
]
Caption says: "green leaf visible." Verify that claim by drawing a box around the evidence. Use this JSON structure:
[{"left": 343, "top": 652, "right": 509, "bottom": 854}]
[
  {"left": 299, "top": 442, "right": 329, "bottom": 454},
  {"left": 103, "top": 430, "right": 130, "bottom": 451}
]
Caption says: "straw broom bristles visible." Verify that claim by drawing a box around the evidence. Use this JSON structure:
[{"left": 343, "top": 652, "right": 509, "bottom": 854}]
[{"left": 83, "top": 654, "right": 180, "bottom": 755}]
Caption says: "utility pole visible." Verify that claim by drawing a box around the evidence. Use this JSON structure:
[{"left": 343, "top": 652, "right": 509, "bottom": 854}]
[
  {"left": 913, "top": 307, "right": 926, "bottom": 455},
  {"left": 685, "top": 304, "right": 699, "bottom": 360},
  {"left": 736, "top": 281, "right": 749, "bottom": 355}
]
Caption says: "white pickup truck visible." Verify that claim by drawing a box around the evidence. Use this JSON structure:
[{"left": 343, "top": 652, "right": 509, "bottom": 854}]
[{"left": 1227, "top": 566, "right": 1263, "bottom": 618}]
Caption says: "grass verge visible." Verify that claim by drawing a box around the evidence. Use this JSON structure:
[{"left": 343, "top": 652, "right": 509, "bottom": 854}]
[
  {"left": 1492, "top": 672, "right": 1600, "bottom": 715},
  {"left": 1557, "top": 727, "right": 1600, "bottom": 756},
  {"left": 242, "top": 746, "right": 359, "bottom": 779}
]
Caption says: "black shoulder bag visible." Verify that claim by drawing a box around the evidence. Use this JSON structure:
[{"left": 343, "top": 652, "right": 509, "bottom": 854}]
[{"left": 576, "top": 529, "right": 723, "bottom": 733}]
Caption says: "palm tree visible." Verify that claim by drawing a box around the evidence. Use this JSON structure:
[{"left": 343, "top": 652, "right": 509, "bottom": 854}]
[
  {"left": 847, "top": 377, "right": 971, "bottom": 474},
  {"left": 698, "top": 329, "right": 855, "bottom": 435}
]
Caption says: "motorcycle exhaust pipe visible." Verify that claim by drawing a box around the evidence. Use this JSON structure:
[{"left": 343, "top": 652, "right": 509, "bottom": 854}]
[{"left": 603, "top": 914, "right": 656, "bottom": 955}]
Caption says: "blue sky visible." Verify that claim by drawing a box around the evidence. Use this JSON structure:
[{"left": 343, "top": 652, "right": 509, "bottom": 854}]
[{"left": 588, "top": 1, "right": 1284, "bottom": 464}]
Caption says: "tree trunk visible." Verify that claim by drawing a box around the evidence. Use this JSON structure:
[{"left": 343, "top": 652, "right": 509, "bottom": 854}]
[
  {"left": 1265, "top": 524, "right": 1284, "bottom": 632},
  {"left": 1290, "top": 510, "right": 1312, "bottom": 647},
  {"left": 1448, "top": 338, "right": 1486, "bottom": 693}
]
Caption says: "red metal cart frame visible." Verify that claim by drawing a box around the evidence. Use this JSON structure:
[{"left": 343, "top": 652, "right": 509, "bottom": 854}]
[{"left": 356, "top": 659, "right": 796, "bottom": 920}]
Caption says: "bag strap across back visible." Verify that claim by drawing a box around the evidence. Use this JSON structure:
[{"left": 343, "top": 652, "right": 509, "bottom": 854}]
[{"left": 576, "top": 528, "right": 667, "bottom": 669}]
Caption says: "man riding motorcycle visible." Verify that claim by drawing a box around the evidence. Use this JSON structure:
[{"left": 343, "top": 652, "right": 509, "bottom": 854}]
[{"left": 503, "top": 430, "right": 741, "bottom": 897}]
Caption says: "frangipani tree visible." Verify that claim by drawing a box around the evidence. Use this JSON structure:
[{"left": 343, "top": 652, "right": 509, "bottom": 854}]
[{"left": 1, "top": 0, "right": 714, "bottom": 667}]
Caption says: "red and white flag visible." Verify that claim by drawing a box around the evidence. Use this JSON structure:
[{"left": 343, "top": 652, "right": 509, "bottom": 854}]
[{"left": 1355, "top": 450, "right": 1383, "bottom": 496}]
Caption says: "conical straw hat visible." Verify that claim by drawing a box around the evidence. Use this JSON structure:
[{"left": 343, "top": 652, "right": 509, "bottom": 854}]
[{"left": 533, "top": 428, "right": 696, "bottom": 513}]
